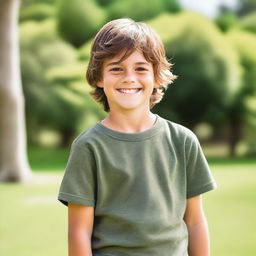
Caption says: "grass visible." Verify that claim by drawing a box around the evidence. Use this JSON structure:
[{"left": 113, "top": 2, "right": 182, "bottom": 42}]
[
  {"left": 27, "top": 146, "right": 70, "bottom": 171},
  {"left": 1, "top": 147, "right": 256, "bottom": 255},
  {"left": 0, "top": 173, "right": 67, "bottom": 256},
  {"left": 208, "top": 156, "right": 256, "bottom": 166},
  {"left": 27, "top": 145, "right": 256, "bottom": 170},
  {"left": 204, "top": 165, "right": 256, "bottom": 256}
]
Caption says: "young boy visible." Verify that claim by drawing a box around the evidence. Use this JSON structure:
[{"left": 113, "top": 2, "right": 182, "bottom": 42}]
[{"left": 58, "top": 18, "right": 217, "bottom": 256}]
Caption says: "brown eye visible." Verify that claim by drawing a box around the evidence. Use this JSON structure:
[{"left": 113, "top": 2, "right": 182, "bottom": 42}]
[
  {"left": 136, "top": 67, "right": 147, "bottom": 71},
  {"left": 110, "top": 67, "right": 122, "bottom": 71}
]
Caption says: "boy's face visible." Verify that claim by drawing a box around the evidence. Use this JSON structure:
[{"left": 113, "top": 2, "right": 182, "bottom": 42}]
[{"left": 97, "top": 50, "right": 159, "bottom": 113}]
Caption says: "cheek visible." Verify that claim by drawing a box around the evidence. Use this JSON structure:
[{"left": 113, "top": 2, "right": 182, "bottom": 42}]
[
  {"left": 142, "top": 74, "right": 155, "bottom": 84},
  {"left": 104, "top": 76, "right": 117, "bottom": 85}
]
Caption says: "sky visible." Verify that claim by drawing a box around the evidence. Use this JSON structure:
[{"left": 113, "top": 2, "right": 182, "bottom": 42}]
[{"left": 179, "top": 0, "right": 240, "bottom": 18}]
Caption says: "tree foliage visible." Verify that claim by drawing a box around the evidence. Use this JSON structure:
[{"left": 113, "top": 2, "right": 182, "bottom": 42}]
[
  {"left": 20, "top": 19, "right": 104, "bottom": 146},
  {"left": 244, "top": 96, "right": 256, "bottom": 155},
  {"left": 237, "top": 0, "right": 256, "bottom": 16},
  {"left": 95, "top": 0, "right": 115, "bottom": 7},
  {"left": 19, "top": 3, "right": 55, "bottom": 22},
  {"left": 215, "top": 12, "right": 239, "bottom": 32},
  {"left": 227, "top": 29, "right": 256, "bottom": 95},
  {"left": 150, "top": 13, "right": 241, "bottom": 129},
  {"left": 108, "top": 0, "right": 180, "bottom": 21},
  {"left": 18, "top": 2, "right": 256, "bottom": 155},
  {"left": 57, "top": 0, "right": 107, "bottom": 47},
  {"left": 226, "top": 29, "right": 256, "bottom": 155},
  {"left": 240, "top": 11, "right": 256, "bottom": 34}
]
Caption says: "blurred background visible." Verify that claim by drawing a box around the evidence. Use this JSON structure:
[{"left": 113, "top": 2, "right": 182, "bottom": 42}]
[{"left": 0, "top": 0, "right": 256, "bottom": 255}]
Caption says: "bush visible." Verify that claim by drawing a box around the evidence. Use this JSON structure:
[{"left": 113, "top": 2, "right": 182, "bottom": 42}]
[
  {"left": 150, "top": 12, "right": 241, "bottom": 128},
  {"left": 108, "top": 0, "right": 166, "bottom": 21},
  {"left": 20, "top": 18, "right": 58, "bottom": 48},
  {"left": 240, "top": 11, "right": 256, "bottom": 34},
  {"left": 237, "top": 0, "right": 256, "bottom": 16},
  {"left": 227, "top": 30, "right": 256, "bottom": 155},
  {"left": 227, "top": 29, "right": 256, "bottom": 95},
  {"left": 20, "top": 20, "right": 104, "bottom": 146},
  {"left": 77, "top": 39, "right": 93, "bottom": 61},
  {"left": 215, "top": 12, "right": 239, "bottom": 32},
  {"left": 57, "top": 0, "right": 106, "bottom": 47},
  {"left": 162, "top": 0, "right": 181, "bottom": 13},
  {"left": 243, "top": 96, "right": 256, "bottom": 155},
  {"left": 19, "top": 3, "right": 55, "bottom": 22},
  {"left": 95, "top": 0, "right": 115, "bottom": 7}
]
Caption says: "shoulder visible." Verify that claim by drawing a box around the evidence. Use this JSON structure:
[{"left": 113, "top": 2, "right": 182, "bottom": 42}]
[
  {"left": 160, "top": 116, "right": 198, "bottom": 144},
  {"left": 70, "top": 123, "right": 102, "bottom": 151}
]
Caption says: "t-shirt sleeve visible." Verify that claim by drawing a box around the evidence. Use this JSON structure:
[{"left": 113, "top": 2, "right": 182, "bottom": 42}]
[
  {"left": 58, "top": 141, "right": 96, "bottom": 207},
  {"left": 185, "top": 132, "right": 217, "bottom": 198}
]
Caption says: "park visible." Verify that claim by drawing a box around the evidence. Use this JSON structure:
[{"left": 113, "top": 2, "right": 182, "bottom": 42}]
[{"left": 0, "top": 0, "right": 256, "bottom": 255}]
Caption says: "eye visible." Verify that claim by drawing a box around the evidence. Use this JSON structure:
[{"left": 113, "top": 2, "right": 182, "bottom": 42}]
[
  {"left": 109, "top": 67, "right": 122, "bottom": 72},
  {"left": 136, "top": 67, "right": 148, "bottom": 71}
]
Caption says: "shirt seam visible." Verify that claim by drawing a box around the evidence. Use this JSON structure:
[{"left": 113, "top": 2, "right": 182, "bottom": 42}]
[
  {"left": 93, "top": 124, "right": 164, "bottom": 142},
  {"left": 187, "top": 181, "right": 217, "bottom": 197},
  {"left": 59, "top": 191, "right": 94, "bottom": 202}
]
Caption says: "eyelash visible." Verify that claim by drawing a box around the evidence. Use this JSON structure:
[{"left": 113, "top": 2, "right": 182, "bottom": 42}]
[
  {"left": 109, "top": 67, "right": 148, "bottom": 72},
  {"left": 109, "top": 68, "right": 121, "bottom": 72}
]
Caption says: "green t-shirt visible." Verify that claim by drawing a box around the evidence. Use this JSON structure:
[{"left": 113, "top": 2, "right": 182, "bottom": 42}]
[{"left": 58, "top": 114, "right": 217, "bottom": 256}]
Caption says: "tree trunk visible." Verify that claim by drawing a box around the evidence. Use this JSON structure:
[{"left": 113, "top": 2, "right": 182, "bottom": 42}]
[
  {"left": 0, "top": 0, "right": 31, "bottom": 182},
  {"left": 60, "top": 129, "right": 75, "bottom": 148},
  {"left": 228, "top": 119, "right": 242, "bottom": 157}
]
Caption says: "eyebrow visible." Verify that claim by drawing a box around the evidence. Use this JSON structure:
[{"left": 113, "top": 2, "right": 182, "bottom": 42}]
[{"left": 106, "top": 61, "right": 150, "bottom": 67}]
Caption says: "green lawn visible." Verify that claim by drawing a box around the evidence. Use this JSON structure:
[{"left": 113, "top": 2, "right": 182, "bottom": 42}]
[
  {"left": 27, "top": 146, "right": 70, "bottom": 171},
  {"left": 204, "top": 164, "right": 256, "bottom": 256},
  {"left": 1, "top": 163, "right": 256, "bottom": 256},
  {"left": 0, "top": 173, "right": 67, "bottom": 256}
]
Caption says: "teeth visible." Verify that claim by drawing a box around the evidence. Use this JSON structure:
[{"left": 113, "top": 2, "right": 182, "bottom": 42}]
[{"left": 117, "top": 89, "right": 141, "bottom": 94}]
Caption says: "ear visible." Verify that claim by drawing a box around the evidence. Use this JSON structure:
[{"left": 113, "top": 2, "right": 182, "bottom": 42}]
[
  {"left": 97, "top": 80, "right": 104, "bottom": 88},
  {"left": 154, "top": 81, "right": 160, "bottom": 89}
]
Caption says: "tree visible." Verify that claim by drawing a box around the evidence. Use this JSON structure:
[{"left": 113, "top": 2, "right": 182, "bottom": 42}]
[
  {"left": 20, "top": 19, "right": 105, "bottom": 147},
  {"left": 95, "top": 0, "right": 115, "bottom": 7},
  {"left": 240, "top": 11, "right": 256, "bottom": 34},
  {"left": 150, "top": 13, "right": 242, "bottom": 156},
  {"left": 151, "top": 13, "right": 240, "bottom": 127},
  {"left": 0, "top": 0, "right": 31, "bottom": 182},
  {"left": 244, "top": 96, "right": 256, "bottom": 155},
  {"left": 215, "top": 11, "right": 239, "bottom": 32},
  {"left": 226, "top": 29, "right": 256, "bottom": 156},
  {"left": 57, "top": 0, "right": 106, "bottom": 47},
  {"left": 19, "top": 3, "right": 55, "bottom": 22},
  {"left": 108, "top": 0, "right": 180, "bottom": 22},
  {"left": 237, "top": 0, "right": 256, "bottom": 16}
]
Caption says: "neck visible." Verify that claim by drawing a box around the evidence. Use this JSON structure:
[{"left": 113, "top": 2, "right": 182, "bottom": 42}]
[{"left": 101, "top": 110, "right": 157, "bottom": 133}]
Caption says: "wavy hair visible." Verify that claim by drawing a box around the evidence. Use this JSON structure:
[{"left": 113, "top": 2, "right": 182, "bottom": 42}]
[{"left": 86, "top": 18, "right": 176, "bottom": 112}]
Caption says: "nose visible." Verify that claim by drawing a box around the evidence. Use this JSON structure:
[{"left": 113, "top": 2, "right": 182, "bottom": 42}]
[{"left": 122, "top": 70, "right": 136, "bottom": 84}]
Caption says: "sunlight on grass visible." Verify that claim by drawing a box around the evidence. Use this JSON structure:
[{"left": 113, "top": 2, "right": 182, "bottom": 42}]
[
  {"left": 0, "top": 172, "right": 67, "bottom": 256},
  {"left": 204, "top": 165, "right": 256, "bottom": 256}
]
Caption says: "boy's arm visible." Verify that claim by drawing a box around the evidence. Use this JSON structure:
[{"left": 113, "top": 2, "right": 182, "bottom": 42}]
[
  {"left": 183, "top": 195, "right": 210, "bottom": 256},
  {"left": 68, "top": 202, "right": 94, "bottom": 256}
]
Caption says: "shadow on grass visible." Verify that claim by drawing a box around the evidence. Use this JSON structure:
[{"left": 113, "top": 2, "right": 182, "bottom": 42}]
[
  {"left": 28, "top": 146, "right": 256, "bottom": 173},
  {"left": 28, "top": 146, "right": 70, "bottom": 172},
  {"left": 208, "top": 156, "right": 256, "bottom": 166}
]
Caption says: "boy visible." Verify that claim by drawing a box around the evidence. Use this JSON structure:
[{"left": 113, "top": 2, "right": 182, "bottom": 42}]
[{"left": 58, "top": 18, "right": 217, "bottom": 256}]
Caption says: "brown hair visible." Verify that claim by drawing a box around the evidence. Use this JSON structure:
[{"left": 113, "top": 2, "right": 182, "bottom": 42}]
[{"left": 86, "top": 18, "right": 176, "bottom": 112}]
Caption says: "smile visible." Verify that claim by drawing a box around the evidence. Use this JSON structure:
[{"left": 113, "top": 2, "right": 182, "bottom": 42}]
[{"left": 116, "top": 88, "right": 142, "bottom": 94}]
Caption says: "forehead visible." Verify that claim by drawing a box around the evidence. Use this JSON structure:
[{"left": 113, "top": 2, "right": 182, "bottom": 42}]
[{"left": 103, "top": 50, "right": 151, "bottom": 66}]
